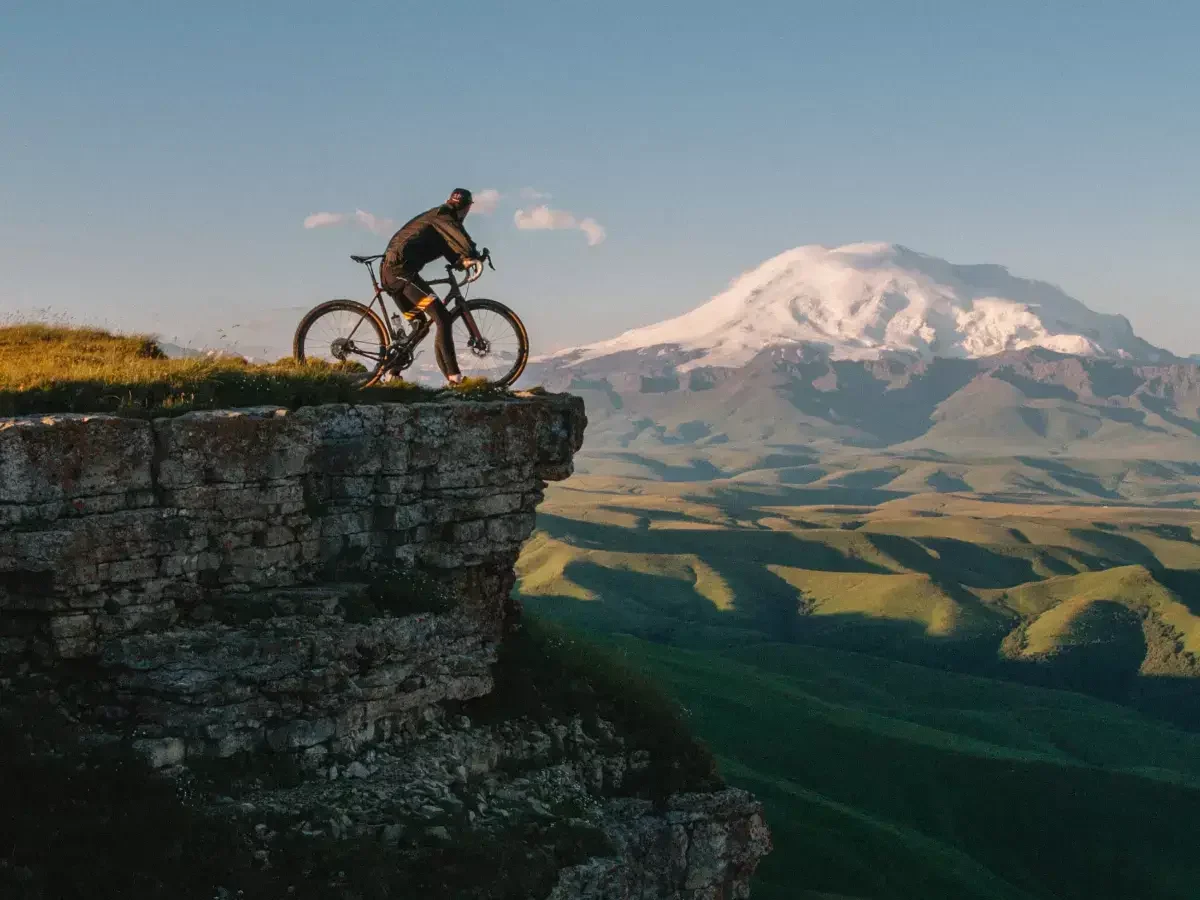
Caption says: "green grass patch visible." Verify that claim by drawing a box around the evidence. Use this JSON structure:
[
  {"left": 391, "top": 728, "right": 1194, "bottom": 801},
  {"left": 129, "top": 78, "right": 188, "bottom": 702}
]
[
  {"left": 0, "top": 324, "right": 466, "bottom": 417},
  {"left": 529, "top": 624, "right": 1200, "bottom": 900}
]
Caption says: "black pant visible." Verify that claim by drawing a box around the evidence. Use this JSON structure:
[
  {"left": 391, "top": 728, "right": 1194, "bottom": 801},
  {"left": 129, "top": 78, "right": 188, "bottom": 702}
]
[{"left": 384, "top": 272, "right": 460, "bottom": 379}]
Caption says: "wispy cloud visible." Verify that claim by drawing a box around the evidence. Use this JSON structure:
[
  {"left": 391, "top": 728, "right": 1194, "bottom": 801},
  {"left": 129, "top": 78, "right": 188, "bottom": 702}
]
[
  {"left": 303, "top": 211, "right": 346, "bottom": 229},
  {"left": 520, "top": 187, "right": 552, "bottom": 202},
  {"left": 352, "top": 208, "right": 396, "bottom": 234},
  {"left": 513, "top": 205, "right": 576, "bottom": 231},
  {"left": 578, "top": 218, "right": 606, "bottom": 246},
  {"left": 303, "top": 208, "right": 396, "bottom": 235},
  {"left": 473, "top": 188, "right": 501, "bottom": 214},
  {"left": 513, "top": 204, "right": 606, "bottom": 246},
  {"left": 352, "top": 209, "right": 395, "bottom": 234}
]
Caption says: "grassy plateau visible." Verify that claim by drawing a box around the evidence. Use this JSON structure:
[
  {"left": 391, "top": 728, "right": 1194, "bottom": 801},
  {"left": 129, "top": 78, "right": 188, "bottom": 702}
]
[{"left": 0, "top": 324, "right": 514, "bottom": 417}]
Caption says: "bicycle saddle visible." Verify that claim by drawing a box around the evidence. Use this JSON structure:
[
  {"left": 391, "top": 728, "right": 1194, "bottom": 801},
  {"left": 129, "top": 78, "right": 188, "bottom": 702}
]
[{"left": 350, "top": 254, "right": 384, "bottom": 264}]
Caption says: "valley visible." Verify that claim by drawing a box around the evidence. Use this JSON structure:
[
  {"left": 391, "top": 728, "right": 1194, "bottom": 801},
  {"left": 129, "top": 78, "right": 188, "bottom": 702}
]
[{"left": 518, "top": 459, "right": 1200, "bottom": 898}]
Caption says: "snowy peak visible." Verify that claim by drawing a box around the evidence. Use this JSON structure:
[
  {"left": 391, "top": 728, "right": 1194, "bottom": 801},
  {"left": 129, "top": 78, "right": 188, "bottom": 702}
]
[{"left": 554, "top": 243, "right": 1167, "bottom": 369}]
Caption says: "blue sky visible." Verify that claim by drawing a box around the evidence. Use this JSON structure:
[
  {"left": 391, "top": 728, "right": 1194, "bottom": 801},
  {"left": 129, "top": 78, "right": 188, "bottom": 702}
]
[{"left": 2, "top": 0, "right": 1198, "bottom": 356}]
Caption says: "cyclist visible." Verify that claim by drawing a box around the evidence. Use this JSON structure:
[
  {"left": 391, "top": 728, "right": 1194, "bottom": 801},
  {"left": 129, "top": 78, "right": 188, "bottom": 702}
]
[{"left": 380, "top": 188, "right": 482, "bottom": 385}]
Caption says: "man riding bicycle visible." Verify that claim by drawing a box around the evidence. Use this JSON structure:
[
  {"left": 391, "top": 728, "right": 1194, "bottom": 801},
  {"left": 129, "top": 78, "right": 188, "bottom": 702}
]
[{"left": 381, "top": 188, "right": 482, "bottom": 385}]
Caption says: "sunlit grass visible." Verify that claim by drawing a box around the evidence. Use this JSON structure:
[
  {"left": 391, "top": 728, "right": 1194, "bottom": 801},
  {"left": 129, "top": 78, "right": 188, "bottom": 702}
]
[{"left": 0, "top": 324, "right": 447, "bottom": 416}]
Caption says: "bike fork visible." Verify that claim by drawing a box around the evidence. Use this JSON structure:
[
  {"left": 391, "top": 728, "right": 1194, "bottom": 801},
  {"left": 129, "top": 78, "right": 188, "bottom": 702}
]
[{"left": 458, "top": 306, "right": 485, "bottom": 344}]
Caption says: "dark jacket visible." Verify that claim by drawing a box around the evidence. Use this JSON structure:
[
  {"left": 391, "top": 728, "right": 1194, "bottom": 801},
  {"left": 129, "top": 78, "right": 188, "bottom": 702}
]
[{"left": 381, "top": 205, "right": 478, "bottom": 287}]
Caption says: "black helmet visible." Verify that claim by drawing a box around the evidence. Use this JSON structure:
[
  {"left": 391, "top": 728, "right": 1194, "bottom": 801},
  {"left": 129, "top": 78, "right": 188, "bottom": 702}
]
[{"left": 446, "top": 188, "right": 473, "bottom": 210}]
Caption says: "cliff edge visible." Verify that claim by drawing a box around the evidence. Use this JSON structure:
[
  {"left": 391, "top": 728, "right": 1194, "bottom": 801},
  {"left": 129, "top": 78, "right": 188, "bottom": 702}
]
[{"left": 0, "top": 391, "right": 770, "bottom": 899}]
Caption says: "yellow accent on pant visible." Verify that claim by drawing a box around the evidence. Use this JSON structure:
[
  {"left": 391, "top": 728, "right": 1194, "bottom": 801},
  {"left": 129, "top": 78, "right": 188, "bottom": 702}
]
[{"left": 403, "top": 296, "right": 436, "bottom": 321}]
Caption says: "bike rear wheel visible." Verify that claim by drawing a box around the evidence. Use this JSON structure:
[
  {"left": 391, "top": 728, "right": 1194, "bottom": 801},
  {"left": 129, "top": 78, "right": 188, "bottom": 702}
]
[
  {"left": 449, "top": 299, "right": 529, "bottom": 387},
  {"left": 293, "top": 300, "right": 389, "bottom": 387}
]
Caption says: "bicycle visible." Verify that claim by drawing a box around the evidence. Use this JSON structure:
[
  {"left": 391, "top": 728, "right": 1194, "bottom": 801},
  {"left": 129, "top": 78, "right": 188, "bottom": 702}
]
[{"left": 292, "top": 249, "right": 529, "bottom": 387}]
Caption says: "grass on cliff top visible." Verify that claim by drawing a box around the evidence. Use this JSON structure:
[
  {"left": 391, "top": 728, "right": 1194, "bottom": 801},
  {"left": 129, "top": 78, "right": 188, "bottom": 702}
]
[{"left": 0, "top": 324, "right": 515, "bottom": 417}]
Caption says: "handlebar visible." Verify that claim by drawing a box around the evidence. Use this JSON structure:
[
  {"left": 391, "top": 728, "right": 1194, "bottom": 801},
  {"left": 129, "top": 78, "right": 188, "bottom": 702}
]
[{"left": 449, "top": 247, "right": 495, "bottom": 286}]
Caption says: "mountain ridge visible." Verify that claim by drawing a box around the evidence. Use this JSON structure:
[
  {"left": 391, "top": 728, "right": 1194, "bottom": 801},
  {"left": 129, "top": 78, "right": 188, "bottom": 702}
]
[
  {"left": 527, "top": 345, "right": 1200, "bottom": 462},
  {"left": 549, "top": 242, "right": 1174, "bottom": 369}
]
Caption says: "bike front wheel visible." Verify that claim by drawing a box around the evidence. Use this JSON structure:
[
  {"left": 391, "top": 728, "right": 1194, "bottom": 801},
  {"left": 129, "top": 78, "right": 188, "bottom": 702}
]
[
  {"left": 293, "top": 299, "right": 389, "bottom": 387},
  {"left": 448, "top": 299, "right": 529, "bottom": 387}
]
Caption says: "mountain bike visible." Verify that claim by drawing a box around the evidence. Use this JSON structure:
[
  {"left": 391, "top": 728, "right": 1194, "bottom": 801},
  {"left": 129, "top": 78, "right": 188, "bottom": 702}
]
[{"left": 292, "top": 249, "right": 529, "bottom": 387}]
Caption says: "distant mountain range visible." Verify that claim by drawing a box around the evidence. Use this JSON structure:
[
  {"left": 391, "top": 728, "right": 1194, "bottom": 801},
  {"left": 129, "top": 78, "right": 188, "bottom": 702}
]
[
  {"left": 529, "top": 244, "right": 1199, "bottom": 460},
  {"left": 529, "top": 346, "right": 1200, "bottom": 459}
]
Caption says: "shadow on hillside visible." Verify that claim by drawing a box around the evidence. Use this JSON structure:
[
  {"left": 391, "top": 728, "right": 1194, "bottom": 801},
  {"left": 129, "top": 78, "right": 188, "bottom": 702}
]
[
  {"left": 867, "top": 533, "right": 1044, "bottom": 589},
  {"left": 530, "top": 585, "right": 1200, "bottom": 733},
  {"left": 1153, "top": 569, "right": 1200, "bottom": 616},
  {"left": 782, "top": 358, "right": 980, "bottom": 445},
  {"left": 538, "top": 513, "right": 894, "bottom": 573},
  {"left": 926, "top": 471, "right": 972, "bottom": 492},
  {"left": 536, "top": 509, "right": 1173, "bottom": 609},
  {"left": 535, "top": 512, "right": 888, "bottom": 641},
  {"left": 1068, "top": 528, "right": 1164, "bottom": 569},
  {"left": 1141, "top": 395, "right": 1200, "bottom": 437},
  {"left": 1017, "top": 458, "right": 1121, "bottom": 500},
  {"left": 1087, "top": 362, "right": 1146, "bottom": 399},
  {"left": 747, "top": 450, "right": 824, "bottom": 470},
  {"left": 992, "top": 370, "right": 1077, "bottom": 401},
  {"left": 826, "top": 468, "right": 904, "bottom": 491},
  {"left": 598, "top": 505, "right": 716, "bottom": 529},
  {"left": 529, "top": 508, "right": 1200, "bottom": 729},
  {"left": 774, "top": 467, "right": 827, "bottom": 486},
  {"left": 704, "top": 484, "right": 912, "bottom": 509},
  {"left": 584, "top": 451, "right": 727, "bottom": 482}
]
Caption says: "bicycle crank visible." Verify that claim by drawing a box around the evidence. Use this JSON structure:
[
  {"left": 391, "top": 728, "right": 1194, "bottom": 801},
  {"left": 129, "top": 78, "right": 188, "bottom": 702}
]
[{"left": 383, "top": 344, "right": 416, "bottom": 374}]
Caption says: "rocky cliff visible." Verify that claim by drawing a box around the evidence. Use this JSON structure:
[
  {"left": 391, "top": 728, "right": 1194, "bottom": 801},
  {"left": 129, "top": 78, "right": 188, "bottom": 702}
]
[{"left": 0, "top": 392, "right": 769, "bottom": 899}]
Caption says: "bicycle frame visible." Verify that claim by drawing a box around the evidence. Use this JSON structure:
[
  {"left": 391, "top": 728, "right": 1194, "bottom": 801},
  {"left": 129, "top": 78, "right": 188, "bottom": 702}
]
[{"left": 359, "top": 259, "right": 485, "bottom": 345}]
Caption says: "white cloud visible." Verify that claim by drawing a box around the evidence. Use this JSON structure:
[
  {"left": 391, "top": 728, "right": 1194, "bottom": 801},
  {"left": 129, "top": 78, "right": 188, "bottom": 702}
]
[
  {"left": 353, "top": 208, "right": 396, "bottom": 235},
  {"left": 513, "top": 204, "right": 606, "bottom": 246},
  {"left": 304, "top": 212, "right": 346, "bottom": 229},
  {"left": 520, "top": 187, "right": 552, "bottom": 202},
  {"left": 303, "top": 209, "right": 395, "bottom": 235},
  {"left": 578, "top": 218, "right": 606, "bottom": 247},
  {"left": 473, "top": 188, "right": 501, "bottom": 214},
  {"left": 514, "top": 205, "right": 577, "bottom": 231}
]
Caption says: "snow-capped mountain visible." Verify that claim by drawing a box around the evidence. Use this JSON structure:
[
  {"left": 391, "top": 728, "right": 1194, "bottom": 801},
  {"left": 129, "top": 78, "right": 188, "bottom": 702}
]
[{"left": 551, "top": 242, "right": 1169, "bottom": 369}]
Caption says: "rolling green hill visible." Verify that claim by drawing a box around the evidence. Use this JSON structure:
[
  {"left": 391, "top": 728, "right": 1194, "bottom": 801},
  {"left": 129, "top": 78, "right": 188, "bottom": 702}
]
[
  {"left": 518, "top": 473, "right": 1200, "bottom": 898},
  {"left": 587, "top": 635, "right": 1200, "bottom": 900},
  {"left": 520, "top": 481, "right": 1200, "bottom": 711}
]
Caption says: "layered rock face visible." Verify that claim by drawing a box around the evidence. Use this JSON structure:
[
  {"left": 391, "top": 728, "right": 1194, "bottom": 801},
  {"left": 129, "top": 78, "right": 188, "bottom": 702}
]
[
  {"left": 0, "top": 393, "right": 770, "bottom": 899},
  {"left": 0, "top": 396, "right": 581, "bottom": 661}
]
